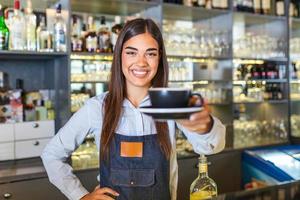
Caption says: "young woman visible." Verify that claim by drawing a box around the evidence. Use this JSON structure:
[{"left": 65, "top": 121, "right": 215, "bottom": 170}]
[{"left": 41, "top": 18, "right": 226, "bottom": 200}]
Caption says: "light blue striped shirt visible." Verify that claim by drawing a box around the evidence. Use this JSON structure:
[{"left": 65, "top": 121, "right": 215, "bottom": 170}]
[{"left": 41, "top": 92, "right": 226, "bottom": 200}]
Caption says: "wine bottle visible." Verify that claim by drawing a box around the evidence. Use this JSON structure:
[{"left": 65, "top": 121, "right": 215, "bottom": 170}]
[{"left": 190, "top": 155, "right": 217, "bottom": 200}]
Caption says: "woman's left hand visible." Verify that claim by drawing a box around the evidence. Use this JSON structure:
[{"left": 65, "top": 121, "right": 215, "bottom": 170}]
[{"left": 176, "top": 103, "right": 213, "bottom": 134}]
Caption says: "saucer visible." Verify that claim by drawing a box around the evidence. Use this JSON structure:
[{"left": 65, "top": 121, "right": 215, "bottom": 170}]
[{"left": 138, "top": 106, "right": 203, "bottom": 120}]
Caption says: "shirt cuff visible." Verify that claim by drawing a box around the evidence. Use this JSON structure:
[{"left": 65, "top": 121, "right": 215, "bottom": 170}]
[
  {"left": 177, "top": 116, "right": 226, "bottom": 155},
  {"left": 68, "top": 186, "right": 89, "bottom": 200}
]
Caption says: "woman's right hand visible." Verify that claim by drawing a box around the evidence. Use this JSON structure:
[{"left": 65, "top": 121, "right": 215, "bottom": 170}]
[{"left": 81, "top": 186, "right": 119, "bottom": 200}]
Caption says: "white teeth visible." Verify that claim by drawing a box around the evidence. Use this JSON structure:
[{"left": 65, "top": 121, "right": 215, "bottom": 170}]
[
  {"left": 131, "top": 69, "right": 148, "bottom": 78},
  {"left": 133, "top": 70, "right": 147, "bottom": 75}
]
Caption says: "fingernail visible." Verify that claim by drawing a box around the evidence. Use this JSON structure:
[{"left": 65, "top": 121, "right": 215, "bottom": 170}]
[
  {"left": 116, "top": 193, "right": 120, "bottom": 196},
  {"left": 190, "top": 115, "right": 195, "bottom": 121}
]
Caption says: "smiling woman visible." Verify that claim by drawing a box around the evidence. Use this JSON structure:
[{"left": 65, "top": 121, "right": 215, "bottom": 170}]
[
  {"left": 41, "top": 18, "right": 226, "bottom": 200},
  {"left": 121, "top": 33, "right": 160, "bottom": 98}
]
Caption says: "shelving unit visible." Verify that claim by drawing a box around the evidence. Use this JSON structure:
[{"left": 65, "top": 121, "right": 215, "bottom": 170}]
[
  {"left": 2, "top": 1, "right": 300, "bottom": 199},
  {"left": 0, "top": 0, "right": 71, "bottom": 131},
  {"left": 1, "top": 0, "right": 299, "bottom": 182}
]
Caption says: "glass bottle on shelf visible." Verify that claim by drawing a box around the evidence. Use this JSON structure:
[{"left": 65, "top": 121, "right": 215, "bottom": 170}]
[
  {"left": 290, "top": 1, "right": 297, "bottom": 17},
  {"left": 85, "top": 16, "right": 97, "bottom": 52},
  {"left": 53, "top": 3, "right": 66, "bottom": 52},
  {"left": 183, "top": 0, "right": 193, "bottom": 7},
  {"left": 212, "top": 0, "right": 227, "bottom": 9},
  {"left": 24, "top": 0, "right": 36, "bottom": 51},
  {"left": 276, "top": 0, "right": 285, "bottom": 16},
  {"left": 197, "top": 0, "right": 205, "bottom": 7},
  {"left": 111, "top": 16, "right": 122, "bottom": 51},
  {"left": 253, "top": 0, "right": 262, "bottom": 14},
  {"left": 205, "top": 0, "right": 212, "bottom": 9},
  {"left": 295, "top": 1, "right": 300, "bottom": 18},
  {"left": 190, "top": 155, "right": 217, "bottom": 200},
  {"left": 0, "top": 5, "right": 9, "bottom": 50},
  {"left": 80, "top": 23, "right": 87, "bottom": 52},
  {"left": 9, "top": 0, "right": 25, "bottom": 50},
  {"left": 36, "top": 16, "right": 53, "bottom": 52},
  {"left": 97, "top": 16, "right": 112, "bottom": 53},
  {"left": 262, "top": 0, "right": 271, "bottom": 15},
  {"left": 71, "top": 15, "right": 82, "bottom": 52}
]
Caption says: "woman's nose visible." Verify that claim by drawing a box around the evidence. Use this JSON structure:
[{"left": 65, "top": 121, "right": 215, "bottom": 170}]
[{"left": 136, "top": 54, "right": 148, "bottom": 66}]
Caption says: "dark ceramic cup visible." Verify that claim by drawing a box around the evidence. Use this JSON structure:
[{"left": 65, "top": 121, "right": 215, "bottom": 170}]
[{"left": 148, "top": 88, "right": 203, "bottom": 108}]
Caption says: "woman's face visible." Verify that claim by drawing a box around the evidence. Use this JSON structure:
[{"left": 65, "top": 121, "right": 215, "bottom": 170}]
[{"left": 121, "top": 33, "right": 159, "bottom": 91}]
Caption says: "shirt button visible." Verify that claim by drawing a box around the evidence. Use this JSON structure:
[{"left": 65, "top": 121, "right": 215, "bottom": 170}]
[{"left": 130, "top": 181, "right": 134, "bottom": 185}]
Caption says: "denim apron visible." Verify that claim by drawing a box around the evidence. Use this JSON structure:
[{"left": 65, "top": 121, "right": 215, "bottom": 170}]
[{"left": 100, "top": 133, "right": 171, "bottom": 200}]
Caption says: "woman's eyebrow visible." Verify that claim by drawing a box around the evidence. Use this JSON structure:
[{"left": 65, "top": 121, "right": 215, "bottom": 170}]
[
  {"left": 124, "top": 46, "right": 158, "bottom": 52},
  {"left": 146, "top": 48, "right": 158, "bottom": 52},
  {"left": 124, "top": 46, "right": 138, "bottom": 51}
]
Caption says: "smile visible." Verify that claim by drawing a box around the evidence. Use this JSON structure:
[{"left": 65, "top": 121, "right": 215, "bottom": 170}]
[{"left": 131, "top": 69, "right": 150, "bottom": 78}]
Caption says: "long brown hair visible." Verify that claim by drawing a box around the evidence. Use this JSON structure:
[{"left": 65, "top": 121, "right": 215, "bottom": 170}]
[{"left": 100, "top": 18, "right": 171, "bottom": 161}]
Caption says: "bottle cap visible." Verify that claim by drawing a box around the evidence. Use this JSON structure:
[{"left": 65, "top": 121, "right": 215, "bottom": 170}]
[
  {"left": 14, "top": 0, "right": 20, "bottom": 10},
  {"left": 115, "top": 16, "right": 121, "bottom": 24},
  {"left": 25, "top": 0, "right": 33, "bottom": 13},
  {"left": 100, "top": 16, "right": 106, "bottom": 24},
  {"left": 56, "top": 3, "right": 62, "bottom": 13},
  {"left": 0, "top": 5, "right": 3, "bottom": 17}
]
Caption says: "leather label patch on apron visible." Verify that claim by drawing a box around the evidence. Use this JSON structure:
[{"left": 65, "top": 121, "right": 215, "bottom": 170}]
[{"left": 120, "top": 142, "right": 143, "bottom": 158}]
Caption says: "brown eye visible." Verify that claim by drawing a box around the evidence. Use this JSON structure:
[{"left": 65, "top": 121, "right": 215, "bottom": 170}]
[
  {"left": 125, "top": 51, "right": 137, "bottom": 56},
  {"left": 146, "top": 52, "right": 157, "bottom": 57}
]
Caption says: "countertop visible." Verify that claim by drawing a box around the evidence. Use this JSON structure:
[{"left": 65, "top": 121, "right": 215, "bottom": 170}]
[{"left": 0, "top": 152, "right": 198, "bottom": 185}]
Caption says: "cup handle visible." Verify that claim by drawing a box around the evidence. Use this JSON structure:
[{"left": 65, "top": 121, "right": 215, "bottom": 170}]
[{"left": 191, "top": 93, "right": 204, "bottom": 107}]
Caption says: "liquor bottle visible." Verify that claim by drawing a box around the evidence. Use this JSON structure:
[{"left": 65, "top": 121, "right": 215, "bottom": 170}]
[
  {"left": 36, "top": 16, "right": 52, "bottom": 52},
  {"left": 0, "top": 5, "right": 9, "bottom": 50},
  {"left": 236, "top": 0, "right": 254, "bottom": 13},
  {"left": 205, "top": 0, "right": 212, "bottom": 9},
  {"left": 262, "top": 0, "right": 271, "bottom": 14},
  {"left": 53, "top": 4, "right": 66, "bottom": 52},
  {"left": 212, "top": 0, "right": 221, "bottom": 9},
  {"left": 9, "top": 0, "right": 26, "bottom": 50},
  {"left": 290, "top": 1, "right": 296, "bottom": 17},
  {"left": 253, "top": 0, "right": 262, "bottom": 14},
  {"left": 183, "top": 0, "right": 193, "bottom": 6},
  {"left": 197, "top": 0, "right": 206, "bottom": 7},
  {"left": 71, "top": 16, "right": 82, "bottom": 52},
  {"left": 85, "top": 16, "right": 97, "bottom": 52},
  {"left": 292, "top": 63, "right": 298, "bottom": 79},
  {"left": 97, "top": 16, "right": 112, "bottom": 53},
  {"left": 212, "top": 0, "right": 227, "bottom": 9},
  {"left": 25, "top": 0, "right": 36, "bottom": 51},
  {"left": 80, "top": 23, "right": 87, "bottom": 52},
  {"left": 276, "top": 0, "right": 285, "bottom": 16},
  {"left": 220, "top": 0, "right": 228, "bottom": 9},
  {"left": 295, "top": 0, "right": 300, "bottom": 18},
  {"left": 190, "top": 155, "right": 217, "bottom": 200},
  {"left": 111, "top": 16, "right": 122, "bottom": 51},
  {"left": 192, "top": 0, "right": 198, "bottom": 7}
]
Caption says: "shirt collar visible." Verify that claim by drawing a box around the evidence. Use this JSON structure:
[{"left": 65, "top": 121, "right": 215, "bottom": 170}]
[{"left": 122, "top": 95, "right": 151, "bottom": 108}]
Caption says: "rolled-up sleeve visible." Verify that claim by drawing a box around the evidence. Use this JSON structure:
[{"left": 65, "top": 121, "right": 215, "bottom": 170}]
[
  {"left": 176, "top": 116, "right": 226, "bottom": 155},
  {"left": 41, "top": 99, "right": 94, "bottom": 200}
]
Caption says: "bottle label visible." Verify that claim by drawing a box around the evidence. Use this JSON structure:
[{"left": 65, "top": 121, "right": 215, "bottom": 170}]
[
  {"left": 198, "top": 0, "right": 205, "bottom": 6},
  {"left": 86, "top": 36, "right": 97, "bottom": 52},
  {"left": 199, "top": 163, "right": 207, "bottom": 173},
  {"left": 290, "top": 3, "right": 295, "bottom": 17},
  {"left": 253, "top": 0, "right": 261, "bottom": 9},
  {"left": 0, "top": 32, "right": 8, "bottom": 50},
  {"left": 212, "top": 0, "right": 219, "bottom": 8},
  {"left": 276, "top": 2, "right": 284, "bottom": 16},
  {"left": 221, "top": 0, "right": 228, "bottom": 8},
  {"left": 262, "top": 0, "right": 270, "bottom": 9},
  {"left": 58, "top": 29, "right": 65, "bottom": 44},
  {"left": 10, "top": 20, "right": 25, "bottom": 50}
]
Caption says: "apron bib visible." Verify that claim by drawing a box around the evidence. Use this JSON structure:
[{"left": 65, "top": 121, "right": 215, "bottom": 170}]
[{"left": 100, "top": 133, "right": 171, "bottom": 200}]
